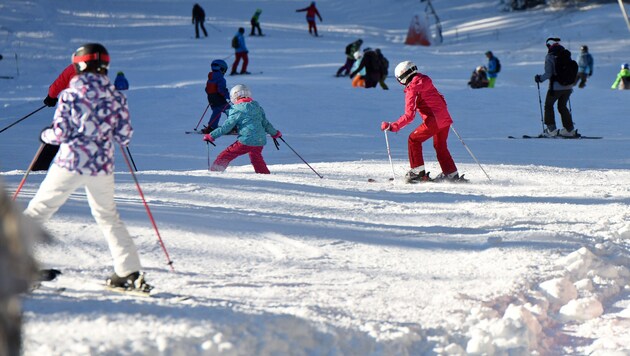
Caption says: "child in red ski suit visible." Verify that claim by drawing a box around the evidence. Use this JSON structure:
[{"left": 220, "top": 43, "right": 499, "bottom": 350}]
[{"left": 381, "top": 61, "right": 461, "bottom": 183}]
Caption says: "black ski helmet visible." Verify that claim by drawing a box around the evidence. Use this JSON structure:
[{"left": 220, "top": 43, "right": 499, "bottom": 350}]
[
  {"left": 72, "top": 43, "right": 110, "bottom": 74},
  {"left": 581, "top": 45, "right": 588, "bottom": 52},
  {"left": 211, "top": 59, "right": 228, "bottom": 74}
]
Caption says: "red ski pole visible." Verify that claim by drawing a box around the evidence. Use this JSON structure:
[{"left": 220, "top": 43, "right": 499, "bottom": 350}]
[
  {"left": 12, "top": 143, "right": 46, "bottom": 201},
  {"left": 119, "top": 143, "right": 175, "bottom": 271}
]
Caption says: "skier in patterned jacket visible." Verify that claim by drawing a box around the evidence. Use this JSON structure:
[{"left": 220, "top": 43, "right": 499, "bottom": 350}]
[
  {"left": 23, "top": 43, "right": 151, "bottom": 292},
  {"left": 203, "top": 84, "right": 281, "bottom": 174},
  {"left": 380, "top": 61, "right": 462, "bottom": 183}
]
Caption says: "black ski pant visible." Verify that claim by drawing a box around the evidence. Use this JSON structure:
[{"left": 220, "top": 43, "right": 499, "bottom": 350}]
[
  {"left": 195, "top": 19, "right": 207, "bottom": 38},
  {"left": 250, "top": 20, "right": 262, "bottom": 35},
  {"left": 544, "top": 89, "right": 573, "bottom": 131}
]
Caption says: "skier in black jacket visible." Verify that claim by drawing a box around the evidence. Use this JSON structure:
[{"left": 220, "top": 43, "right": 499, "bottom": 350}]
[
  {"left": 192, "top": 3, "right": 208, "bottom": 38},
  {"left": 336, "top": 39, "right": 362, "bottom": 77},
  {"left": 350, "top": 48, "right": 382, "bottom": 88}
]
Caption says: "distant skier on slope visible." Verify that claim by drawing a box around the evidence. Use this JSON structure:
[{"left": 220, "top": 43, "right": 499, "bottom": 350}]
[
  {"left": 203, "top": 84, "right": 281, "bottom": 174},
  {"left": 350, "top": 48, "right": 383, "bottom": 89},
  {"left": 574, "top": 45, "right": 593, "bottom": 89},
  {"left": 296, "top": 1, "right": 323, "bottom": 37},
  {"left": 230, "top": 27, "right": 250, "bottom": 75},
  {"left": 114, "top": 71, "right": 129, "bottom": 90},
  {"left": 468, "top": 66, "right": 489, "bottom": 89},
  {"left": 250, "top": 8, "right": 263, "bottom": 36},
  {"left": 611, "top": 63, "right": 630, "bottom": 90},
  {"left": 23, "top": 43, "right": 152, "bottom": 293},
  {"left": 380, "top": 61, "right": 464, "bottom": 183},
  {"left": 336, "top": 39, "right": 362, "bottom": 77},
  {"left": 202, "top": 59, "right": 231, "bottom": 134},
  {"left": 350, "top": 51, "right": 365, "bottom": 88},
  {"left": 192, "top": 3, "right": 208, "bottom": 38},
  {"left": 485, "top": 51, "right": 500, "bottom": 88}
]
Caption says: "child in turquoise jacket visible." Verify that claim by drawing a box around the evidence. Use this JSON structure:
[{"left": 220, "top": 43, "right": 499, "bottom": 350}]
[{"left": 203, "top": 84, "right": 281, "bottom": 173}]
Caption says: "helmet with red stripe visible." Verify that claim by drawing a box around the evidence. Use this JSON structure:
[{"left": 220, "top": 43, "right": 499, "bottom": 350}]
[{"left": 72, "top": 43, "right": 110, "bottom": 74}]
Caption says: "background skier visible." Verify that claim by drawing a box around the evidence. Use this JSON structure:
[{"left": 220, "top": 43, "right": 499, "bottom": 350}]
[
  {"left": 231, "top": 27, "right": 250, "bottom": 75},
  {"left": 350, "top": 51, "right": 365, "bottom": 88},
  {"left": 468, "top": 66, "right": 489, "bottom": 89},
  {"left": 114, "top": 71, "right": 129, "bottom": 90},
  {"left": 250, "top": 9, "right": 263, "bottom": 36},
  {"left": 350, "top": 48, "right": 383, "bottom": 89},
  {"left": 485, "top": 51, "right": 500, "bottom": 88},
  {"left": 611, "top": 63, "right": 630, "bottom": 90},
  {"left": 534, "top": 38, "right": 577, "bottom": 137},
  {"left": 380, "top": 61, "right": 462, "bottom": 183},
  {"left": 202, "top": 59, "right": 231, "bottom": 133},
  {"left": 336, "top": 39, "right": 362, "bottom": 77},
  {"left": 192, "top": 3, "right": 208, "bottom": 39},
  {"left": 575, "top": 45, "right": 593, "bottom": 88},
  {"left": 203, "top": 84, "right": 281, "bottom": 174},
  {"left": 296, "top": 2, "right": 323, "bottom": 37},
  {"left": 22, "top": 43, "right": 151, "bottom": 292}
]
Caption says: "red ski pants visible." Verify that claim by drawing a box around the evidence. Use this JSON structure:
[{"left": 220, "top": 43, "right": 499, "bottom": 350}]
[
  {"left": 307, "top": 21, "right": 318, "bottom": 36},
  {"left": 232, "top": 52, "right": 249, "bottom": 74},
  {"left": 407, "top": 120, "right": 457, "bottom": 175},
  {"left": 211, "top": 141, "right": 270, "bottom": 174}
]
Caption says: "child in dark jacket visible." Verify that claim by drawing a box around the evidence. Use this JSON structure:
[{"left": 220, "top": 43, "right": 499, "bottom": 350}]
[
  {"left": 203, "top": 84, "right": 281, "bottom": 174},
  {"left": 202, "top": 59, "right": 231, "bottom": 133}
]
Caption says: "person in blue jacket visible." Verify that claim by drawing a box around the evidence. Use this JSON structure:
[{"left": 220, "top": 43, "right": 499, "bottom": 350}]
[
  {"left": 485, "top": 51, "right": 500, "bottom": 88},
  {"left": 203, "top": 84, "right": 281, "bottom": 174},
  {"left": 202, "top": 59, "right": 231, "bottom": 133},
  {"left": 114, "top": 71, "right": 129, "bottom": 90},
  {"left": 574, "top": 45, "right": 593, "bottom": 88},
  {"left": 230, "top": 27, "right": 250, "bottom": 75}
]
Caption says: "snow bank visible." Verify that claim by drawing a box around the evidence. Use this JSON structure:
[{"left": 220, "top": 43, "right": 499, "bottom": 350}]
[{"left": 464, "top": 245, "right": 630, "bottom": 355}]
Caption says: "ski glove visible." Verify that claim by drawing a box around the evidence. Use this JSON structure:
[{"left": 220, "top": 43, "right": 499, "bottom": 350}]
[
  {"left": 202, "top": 134, "right": 215, "bottom": 143},
  {"left": 381, "top": 121, "right": 400, "bottom": 132},
  {"left": 272, "top": 130, "right": 282, "bottom": 139},
  {"left": 534, "top": 75, "right": 542, "bottom": 83},
  {"left": 43, "top": 95, "right": 58, "bottom": 107}
]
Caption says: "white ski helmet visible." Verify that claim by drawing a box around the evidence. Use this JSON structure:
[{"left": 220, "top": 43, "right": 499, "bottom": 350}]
[
  {"left": 394, "top": 61, "right": 418, "bottom": 85},
  {"left": 230, "top": 84, "right": 252, "bottom": 102},
  {"left": 353, "top": 51, "right": 362, "bottom": 60}
]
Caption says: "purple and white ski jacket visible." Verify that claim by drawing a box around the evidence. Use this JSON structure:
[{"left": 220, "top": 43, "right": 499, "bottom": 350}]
[{"left": 41, "top": 72, "right": 132, "bottom": 175}]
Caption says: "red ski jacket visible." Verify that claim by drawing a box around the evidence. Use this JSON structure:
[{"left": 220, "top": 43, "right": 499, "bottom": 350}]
[
  {"left": 394, "top": 73, "right": 453, "bottom": 130},
  {"left": 47, "top": 64, "right": 77, "bottom": 98},
  {"left": 296, "top": 5, "right": 322, "bottom": 21}
]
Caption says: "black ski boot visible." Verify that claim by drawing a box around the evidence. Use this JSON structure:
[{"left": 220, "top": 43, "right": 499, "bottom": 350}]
[
  {"left": 38, "top": 268, "right": 62, "bottom": 281},
  {"left": 434, "top": 172, "right": 469, "bottom": 183},
  {"left": 405, "top": 170, "right": 431, "bottom": 183}
]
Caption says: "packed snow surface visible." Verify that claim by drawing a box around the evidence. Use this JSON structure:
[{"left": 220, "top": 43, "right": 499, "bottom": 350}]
[{"left": 1, "top": 0, "right": 629, "bottom": 354}]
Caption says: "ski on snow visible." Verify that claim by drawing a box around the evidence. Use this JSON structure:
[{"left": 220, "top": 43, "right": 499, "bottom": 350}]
[
  {"left": 30, "top": 272, "right": 191, "bottom": 301},
  {"left": 367, "top": 178, "right": 394, "bottom": 182},
  {"left": 508, "top": 134, "right": 602, "bottom": 139}
]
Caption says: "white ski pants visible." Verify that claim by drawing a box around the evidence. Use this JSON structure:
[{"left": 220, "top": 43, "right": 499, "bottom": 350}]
[{"left": 23, "top": 165, "right": 142, "bottom": 277}]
